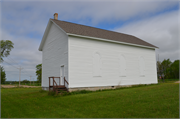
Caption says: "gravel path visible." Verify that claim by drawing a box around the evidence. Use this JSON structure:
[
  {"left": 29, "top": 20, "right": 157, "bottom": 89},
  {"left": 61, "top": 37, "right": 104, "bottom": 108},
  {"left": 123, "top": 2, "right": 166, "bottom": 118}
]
[
  {"left": 175, "top": 81, "right": 180, "bottom": 83},
  {"left": 1, "top": 85, "right": 41, "bottom": 88}
]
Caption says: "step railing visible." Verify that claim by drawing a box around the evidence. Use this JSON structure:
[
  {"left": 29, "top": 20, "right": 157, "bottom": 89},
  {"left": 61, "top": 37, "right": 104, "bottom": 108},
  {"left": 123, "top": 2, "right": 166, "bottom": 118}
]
[
  {"left": 64, "top": 77, "right": 69, "bottom": 88},
  {"left": 49, "top": 77, "right": 60, "bottom": 92},
  {"left": 49, "top": 77, "right": 69, "bottom": 92}
]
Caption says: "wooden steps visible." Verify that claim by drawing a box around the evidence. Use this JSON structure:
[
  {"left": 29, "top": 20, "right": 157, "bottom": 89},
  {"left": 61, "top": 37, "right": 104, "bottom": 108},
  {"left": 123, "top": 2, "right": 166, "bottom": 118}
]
[
  {"left": 56, "top": 86, "right": 68, "bottom": 93},
  {"left": 49, "top": 77, "right": 69, "bottom": 94}
]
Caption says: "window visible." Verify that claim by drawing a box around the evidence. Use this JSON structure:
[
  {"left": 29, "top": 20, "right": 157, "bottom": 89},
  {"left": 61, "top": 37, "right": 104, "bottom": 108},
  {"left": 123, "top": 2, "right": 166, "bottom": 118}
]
[
  {"left": 93, "top": 52, "right": 101, "bottom": 76},
  {"left": 139, "top": 56, "right": 145, "bottom": 76},
  {"left": 119, "top": 54, "right": 126, "bottom": 77}
]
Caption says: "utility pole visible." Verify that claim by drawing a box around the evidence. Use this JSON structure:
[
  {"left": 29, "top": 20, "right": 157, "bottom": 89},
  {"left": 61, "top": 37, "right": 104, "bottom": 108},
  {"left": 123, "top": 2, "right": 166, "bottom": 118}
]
[
  {"left": 17, "top": 66, "right": 23, "bottom": 86},
  {"left": 33, "top": 78, "right": 34, "bottom": 86},
  {"left": 30, "top": 76, "right": 32, "bottom": 86}
]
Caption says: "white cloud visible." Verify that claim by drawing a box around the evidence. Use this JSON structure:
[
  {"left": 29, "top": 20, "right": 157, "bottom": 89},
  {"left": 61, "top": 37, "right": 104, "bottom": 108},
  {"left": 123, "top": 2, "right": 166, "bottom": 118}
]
[
  {"left": 2, "top": 0, "right": 178, "bottom": 36},
  {"left": 2, "top": 0, "right": 178, "bottom": 24},
  {"left": 115, "top": 10, "right": 179, "bottom": 62}
]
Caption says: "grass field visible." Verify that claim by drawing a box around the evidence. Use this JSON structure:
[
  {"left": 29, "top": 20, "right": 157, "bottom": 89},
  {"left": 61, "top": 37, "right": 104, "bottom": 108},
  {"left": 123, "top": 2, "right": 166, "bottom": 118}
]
[{"left": 1, "top": 82, "right": 179, "bottom": 118}]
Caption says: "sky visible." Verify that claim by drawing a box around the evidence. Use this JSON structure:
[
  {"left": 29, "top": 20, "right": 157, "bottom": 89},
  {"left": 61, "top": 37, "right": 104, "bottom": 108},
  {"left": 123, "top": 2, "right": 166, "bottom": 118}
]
[{"left": 1, "top": 0, "right": 179, "bottom": 81}]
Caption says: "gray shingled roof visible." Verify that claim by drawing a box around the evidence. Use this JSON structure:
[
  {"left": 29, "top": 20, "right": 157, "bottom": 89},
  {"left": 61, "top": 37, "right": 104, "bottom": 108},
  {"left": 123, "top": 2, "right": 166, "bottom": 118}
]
[{"left": 51, "top": 19, "right": 157, "bottom": 48}]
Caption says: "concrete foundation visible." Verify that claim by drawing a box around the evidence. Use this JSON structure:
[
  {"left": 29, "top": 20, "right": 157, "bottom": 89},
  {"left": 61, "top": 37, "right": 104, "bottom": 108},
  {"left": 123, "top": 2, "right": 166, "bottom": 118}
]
[
  {"left": 42, "top": 87, "right": 49, "bottom": 91},
  {"left": 42, "top": 84, "right": 156, "bottom": 92},
  {"left": 68, "top": 85, "right": 133, "bottom": 92},
  {"left": 42, "top": 85, "right": 133, "bottom": 92}
]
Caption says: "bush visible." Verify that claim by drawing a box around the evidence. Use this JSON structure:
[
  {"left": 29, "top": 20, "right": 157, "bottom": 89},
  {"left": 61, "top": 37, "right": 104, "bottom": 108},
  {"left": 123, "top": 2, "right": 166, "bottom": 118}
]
[
  {"left": 71, "top": 90, "right": 92, "bottom": 95},
  {"left": 48, "top": 91, "right": 56, "bottom": 96},
  {"left": 59, "top": 90, "right": 71, "bottom": 96},
  {"left": 1, "top": 66, "right": 6, "bottom": 84},
  {"left": 39, "top": 89, "right": 47, "bottom": 93},
  {"left": 22, "top": 79, "right": 30, "bottom": 84}
]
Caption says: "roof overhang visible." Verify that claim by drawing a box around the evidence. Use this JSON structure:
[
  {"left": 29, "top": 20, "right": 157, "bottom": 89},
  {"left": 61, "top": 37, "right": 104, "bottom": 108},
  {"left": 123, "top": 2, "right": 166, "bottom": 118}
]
[
  {"left": 39, "top": 19, "right": 52, "bottom": 51},
  {"left": 39, "top": 19, "right": 158, "bottom": 51},
  {"left": 67, "top": 33, "right": 158, "bottom": 49},
  {"left": 38, "top": 19, "right": 67, "bottom": 51}
]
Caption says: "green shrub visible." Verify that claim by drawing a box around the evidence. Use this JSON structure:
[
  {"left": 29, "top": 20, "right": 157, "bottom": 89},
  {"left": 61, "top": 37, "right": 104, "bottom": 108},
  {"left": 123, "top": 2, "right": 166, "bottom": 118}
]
[
  {"left": 70, "top": 90, "right": 92, "bottom": 95},
  {"left": 60, "top": 91, "right": 70, "bottom": 96},
  {"left": 48, "top": 91, "right": 56, "bottom": 96},
  {"left": 39, "top": 89, "right": 47, "bottom": 93}
]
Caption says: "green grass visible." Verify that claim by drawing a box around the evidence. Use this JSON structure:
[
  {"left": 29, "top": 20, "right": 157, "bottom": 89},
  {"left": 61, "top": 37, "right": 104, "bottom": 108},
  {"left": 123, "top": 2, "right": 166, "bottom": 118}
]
[{"left": 1, "top": 82, "right": 179, "bottom": 118}]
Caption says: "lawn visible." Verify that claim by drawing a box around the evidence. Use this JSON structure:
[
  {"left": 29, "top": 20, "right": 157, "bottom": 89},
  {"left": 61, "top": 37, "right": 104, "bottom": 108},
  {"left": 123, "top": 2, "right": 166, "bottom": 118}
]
[{"left": 1, "top": 82, "right": 179, "bottom": 118}]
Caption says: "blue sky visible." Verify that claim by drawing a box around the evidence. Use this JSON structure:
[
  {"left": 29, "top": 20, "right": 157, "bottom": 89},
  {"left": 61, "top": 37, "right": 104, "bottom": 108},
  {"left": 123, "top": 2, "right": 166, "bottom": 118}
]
[{"left": 1, "top": 0, "right": 179, "bottom": 81}]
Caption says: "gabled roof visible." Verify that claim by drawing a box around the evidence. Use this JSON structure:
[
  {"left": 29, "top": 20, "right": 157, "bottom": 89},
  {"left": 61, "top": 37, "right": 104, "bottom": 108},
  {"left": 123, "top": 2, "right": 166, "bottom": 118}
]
[
  {"left": 51, "top": 19, "right": 157, "bottom": 48},
  {"left": 39, "top": 19, "right": 157, "bottom": 51}
]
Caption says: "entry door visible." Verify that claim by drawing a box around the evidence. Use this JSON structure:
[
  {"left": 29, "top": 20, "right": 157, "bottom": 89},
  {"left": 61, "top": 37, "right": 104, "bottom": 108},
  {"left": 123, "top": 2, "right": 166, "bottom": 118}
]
[{"left": 60, "top": 65, "right": 64, "bottom": 85}]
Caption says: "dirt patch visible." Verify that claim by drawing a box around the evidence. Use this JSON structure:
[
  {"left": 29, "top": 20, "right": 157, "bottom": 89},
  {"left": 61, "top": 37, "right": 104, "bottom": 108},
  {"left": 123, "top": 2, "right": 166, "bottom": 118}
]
[
  {"left": 174, "top": 81, "right": 180, "bottom": 83},
  {"left": 20, "top": 85, "right": 41, "bottom": 88},
  {"left": 1, "top": 85, "right": 17, "bottom": 88},
  {"left": 1, "top": 85, "right": 41, "bottom": 88}
]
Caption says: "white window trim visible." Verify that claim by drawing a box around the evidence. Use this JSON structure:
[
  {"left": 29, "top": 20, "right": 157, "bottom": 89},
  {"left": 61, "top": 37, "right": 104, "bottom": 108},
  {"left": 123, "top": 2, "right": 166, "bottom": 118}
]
[
  {"left": 139, "top": 56, "right": 145, "bottom": 77},
  {"left": 93, "top": 52, "right": 102, "bottom": 77},
  {"left": 119, "top": 54, "right": 127, "bottom": 77}
]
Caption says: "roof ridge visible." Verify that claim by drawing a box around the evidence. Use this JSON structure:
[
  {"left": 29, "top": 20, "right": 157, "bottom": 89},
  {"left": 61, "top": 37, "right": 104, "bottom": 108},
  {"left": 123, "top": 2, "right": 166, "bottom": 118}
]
[{"left": 51, "top": 18, "right": 132, "bottom": 37}]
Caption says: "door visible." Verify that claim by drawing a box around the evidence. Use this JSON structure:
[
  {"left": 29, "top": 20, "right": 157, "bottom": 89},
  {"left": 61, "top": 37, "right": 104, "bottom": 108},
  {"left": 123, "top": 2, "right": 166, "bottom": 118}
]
[{"left": 60, "top": 65, "right": 64, "bottom": 85}]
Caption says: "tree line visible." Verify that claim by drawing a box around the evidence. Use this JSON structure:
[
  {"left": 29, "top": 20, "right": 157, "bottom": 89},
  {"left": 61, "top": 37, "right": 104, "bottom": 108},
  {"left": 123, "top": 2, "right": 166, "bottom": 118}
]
[{"left": 157, "top": 59, "right": 179, "bottom": 79}]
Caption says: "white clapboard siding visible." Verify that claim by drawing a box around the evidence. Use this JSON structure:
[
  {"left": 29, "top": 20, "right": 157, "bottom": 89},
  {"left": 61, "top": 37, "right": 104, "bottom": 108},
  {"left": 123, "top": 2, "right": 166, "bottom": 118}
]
[
  {"left": 69, "top": 36, "right": 157, "bottom": 88},
  {"left": 42, "top": 23, "right": 68, "bottom": 88}
]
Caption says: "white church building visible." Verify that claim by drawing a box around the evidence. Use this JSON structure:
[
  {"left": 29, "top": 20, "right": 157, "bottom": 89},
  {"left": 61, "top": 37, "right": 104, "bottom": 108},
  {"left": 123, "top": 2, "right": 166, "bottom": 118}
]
[{"left": 39, "top": 13, "right": 158, "bottom": 92}]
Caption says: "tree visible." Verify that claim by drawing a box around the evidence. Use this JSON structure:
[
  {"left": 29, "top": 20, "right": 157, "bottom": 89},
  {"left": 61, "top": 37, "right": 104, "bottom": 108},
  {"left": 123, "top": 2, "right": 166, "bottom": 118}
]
[
  {"left": 1, "top": 40, "right": 14, "bottom": 84},
  {"left": 22, "top": 79, "right": 30, "bottom": 84},
  {"left": 1, "top": 66, "right": 6, "bottom": 84},
  {"left": 36, "top": 64, "right": 42, "bottom": 83},
  {"left": 161, "top": 59, "right": 172, "bottom": 79},
  {"left": 1, "top": 40, "right": 14, "bottom": 62},
  {"left": 170, "top": 60, "right": 179, "bottom": 79},
  {"left": 157, "top": 59, "right": 179, "bottom": 79},
  {"left": 157, "top": 61, "right": 163, "bottom": 79}
]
